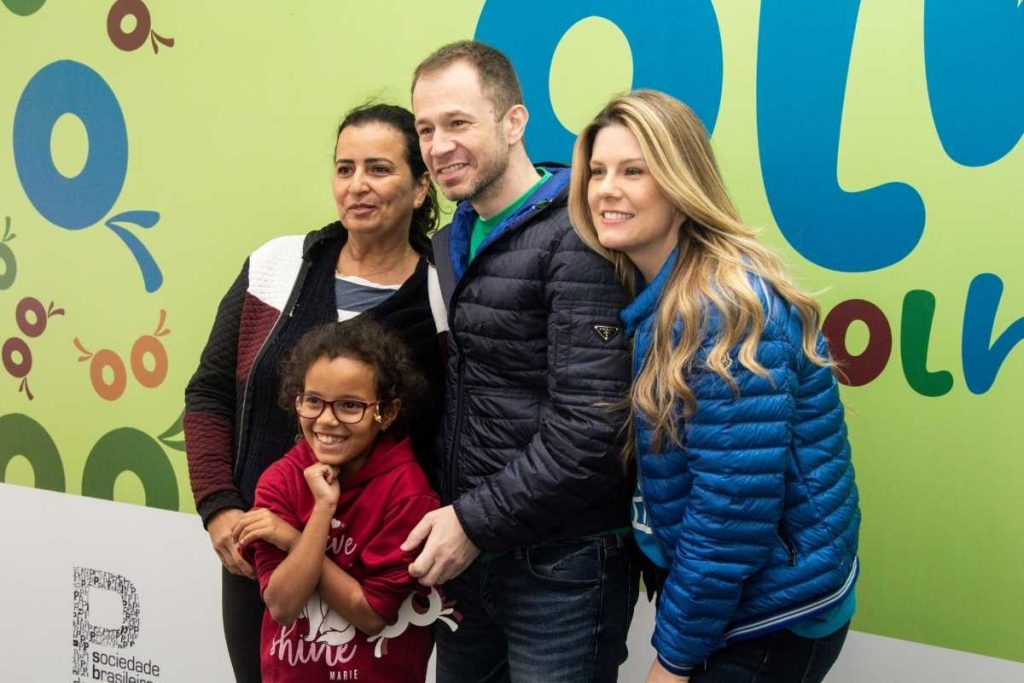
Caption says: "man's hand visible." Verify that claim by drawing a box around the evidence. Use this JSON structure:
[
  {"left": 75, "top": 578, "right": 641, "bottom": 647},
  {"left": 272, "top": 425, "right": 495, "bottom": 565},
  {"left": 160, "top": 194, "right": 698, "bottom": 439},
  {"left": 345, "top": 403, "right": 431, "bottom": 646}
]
[
  {"left": 401, "top": 505, "right": 481, "bottom": 586},
  {"left": 207, "top": 508, "right": 255, "bottom": 579},
  {"left": 646, "top": 659, "right": 689, "bottom": 683}
]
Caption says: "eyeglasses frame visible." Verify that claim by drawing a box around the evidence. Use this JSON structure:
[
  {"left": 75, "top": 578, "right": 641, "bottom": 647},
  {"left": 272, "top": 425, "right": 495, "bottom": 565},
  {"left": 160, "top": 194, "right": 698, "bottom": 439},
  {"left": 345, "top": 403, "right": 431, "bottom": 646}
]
[{"left": 293, "top": 392, "right": 385, "bottom": 425}]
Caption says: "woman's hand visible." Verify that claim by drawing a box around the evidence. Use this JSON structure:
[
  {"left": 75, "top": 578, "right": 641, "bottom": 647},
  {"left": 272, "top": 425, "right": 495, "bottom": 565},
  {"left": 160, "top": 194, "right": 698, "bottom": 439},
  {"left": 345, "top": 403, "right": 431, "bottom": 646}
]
[
  {"left": 206, "top": 508, "right": 255, "bottom": 579},
  {"left": 232, "top": 508, "right": 300, "bottom": 552},
  {"left": 646, "top": 659, "right": 690, "bottom": 683},
  {"left": 303, "top": 463, "right": 340, "bottom": 509}
]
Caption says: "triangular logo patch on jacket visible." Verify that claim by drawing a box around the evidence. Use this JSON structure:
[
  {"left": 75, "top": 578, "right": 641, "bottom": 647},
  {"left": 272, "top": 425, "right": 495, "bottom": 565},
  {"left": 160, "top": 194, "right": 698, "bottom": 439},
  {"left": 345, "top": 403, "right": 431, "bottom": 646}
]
[{"left": 592, "top": 324, "right": 621, "bottom": 343}]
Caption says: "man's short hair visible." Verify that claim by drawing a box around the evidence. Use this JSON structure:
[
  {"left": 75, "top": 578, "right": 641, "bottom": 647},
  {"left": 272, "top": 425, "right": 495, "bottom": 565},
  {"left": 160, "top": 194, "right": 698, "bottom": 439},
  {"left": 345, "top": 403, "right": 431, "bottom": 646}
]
[{"left": 412, "top": 40, "right": 524, "bottom": 117}]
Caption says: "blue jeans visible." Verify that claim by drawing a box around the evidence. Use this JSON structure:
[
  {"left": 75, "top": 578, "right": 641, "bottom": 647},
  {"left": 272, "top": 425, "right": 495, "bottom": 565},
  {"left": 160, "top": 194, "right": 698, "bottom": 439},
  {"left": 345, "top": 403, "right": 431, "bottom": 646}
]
[
  {"left": 690, "top": 622, "right": 850, "bottom": 683},
  {"left": 435, "top": 534, "right": 641, "bottom": 683}
]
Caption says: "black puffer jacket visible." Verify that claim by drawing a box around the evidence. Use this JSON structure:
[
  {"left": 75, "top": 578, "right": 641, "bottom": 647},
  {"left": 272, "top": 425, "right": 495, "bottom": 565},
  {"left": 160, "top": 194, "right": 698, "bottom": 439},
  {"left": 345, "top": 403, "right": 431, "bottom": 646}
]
[{"left": 432, "top": 168, "right": 633, "bottom": 553}]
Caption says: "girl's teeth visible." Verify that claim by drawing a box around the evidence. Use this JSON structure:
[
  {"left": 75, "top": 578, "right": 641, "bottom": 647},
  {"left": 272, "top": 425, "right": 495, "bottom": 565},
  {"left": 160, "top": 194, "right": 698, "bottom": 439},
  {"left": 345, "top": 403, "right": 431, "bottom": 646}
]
[{"left": 317, "top": 434, "right": 343, "bottom": 445}]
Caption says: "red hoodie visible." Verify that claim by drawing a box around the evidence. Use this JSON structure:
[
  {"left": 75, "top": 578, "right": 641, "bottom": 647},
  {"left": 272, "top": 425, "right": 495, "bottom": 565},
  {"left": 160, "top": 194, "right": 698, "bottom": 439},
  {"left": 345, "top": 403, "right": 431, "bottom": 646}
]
[{"left": 248, "top": 435, "right": 450, "bottom": 682}]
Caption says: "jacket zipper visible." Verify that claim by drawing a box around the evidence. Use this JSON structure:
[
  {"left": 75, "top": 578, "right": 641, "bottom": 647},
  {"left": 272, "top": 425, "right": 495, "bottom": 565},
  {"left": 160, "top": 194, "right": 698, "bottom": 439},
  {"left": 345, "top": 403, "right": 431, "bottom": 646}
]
[
  {"left": 446, "top": 354, "right": 465, "bottom": 502},
  {"left": 440, "top": 199, "right": 551, "bottom": 500},
  {"left": 777, "top": 527, "right": 797, "bottom": 566},
  {"left": 466, "top": 199, "right": 550, "bottom": 272},
  {"left": 632, "top": 333, "right": 641, "bottom": 457},
  {"left": 233, "top": 256, "right": 312, "bottom": 480}
]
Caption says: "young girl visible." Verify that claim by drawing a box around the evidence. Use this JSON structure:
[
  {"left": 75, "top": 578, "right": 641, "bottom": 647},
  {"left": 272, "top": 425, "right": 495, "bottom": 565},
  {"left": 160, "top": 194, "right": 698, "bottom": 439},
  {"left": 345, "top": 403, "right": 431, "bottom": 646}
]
[
  {"left": 232, "top": 318, "right": 454, "bottom": 682},
  {"left": 569, "top": 91, "right": 860, "bottom": 683}
]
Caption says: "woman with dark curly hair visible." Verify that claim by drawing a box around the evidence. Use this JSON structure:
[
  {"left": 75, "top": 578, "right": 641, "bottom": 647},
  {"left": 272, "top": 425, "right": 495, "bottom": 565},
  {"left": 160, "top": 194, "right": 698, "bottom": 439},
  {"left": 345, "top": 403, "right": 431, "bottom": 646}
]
[{"left": 184, "top": 103, "right": 447, "bottom": 681}]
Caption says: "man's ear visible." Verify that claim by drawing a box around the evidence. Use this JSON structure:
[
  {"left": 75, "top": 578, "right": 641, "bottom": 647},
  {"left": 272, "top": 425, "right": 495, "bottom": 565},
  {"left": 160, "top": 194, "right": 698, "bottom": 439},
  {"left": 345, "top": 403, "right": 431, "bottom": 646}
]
[{"left": 504, "top": 104, "right": 529, "bottom": 146}]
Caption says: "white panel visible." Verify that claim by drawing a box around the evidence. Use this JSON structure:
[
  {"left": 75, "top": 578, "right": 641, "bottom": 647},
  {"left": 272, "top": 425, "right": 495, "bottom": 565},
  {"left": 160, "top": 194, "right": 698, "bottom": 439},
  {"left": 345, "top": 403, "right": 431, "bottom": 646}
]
[
  {"left": 0, "top": 484, "right": 233, "bottom": 682},
  {"left": 3, "top": 483, "right": 1021, "bottom": 682}
]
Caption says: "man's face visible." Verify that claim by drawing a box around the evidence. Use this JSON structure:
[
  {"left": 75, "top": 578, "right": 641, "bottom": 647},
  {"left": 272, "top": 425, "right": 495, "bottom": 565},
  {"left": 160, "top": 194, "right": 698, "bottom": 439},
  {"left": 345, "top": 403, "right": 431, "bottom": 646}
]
[{"left": 413, "top": 60, "right": 510, "bottom": 206}]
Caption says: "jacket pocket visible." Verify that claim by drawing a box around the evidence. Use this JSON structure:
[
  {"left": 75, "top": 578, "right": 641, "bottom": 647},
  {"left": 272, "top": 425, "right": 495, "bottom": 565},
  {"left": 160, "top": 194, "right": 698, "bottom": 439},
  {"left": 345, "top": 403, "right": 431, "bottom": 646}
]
[
  {"left": 526, "top": 538, "right": 604, "bottom": 588},
  {"left": 551, "top": 311, "right": 630, "bottom": 394}
]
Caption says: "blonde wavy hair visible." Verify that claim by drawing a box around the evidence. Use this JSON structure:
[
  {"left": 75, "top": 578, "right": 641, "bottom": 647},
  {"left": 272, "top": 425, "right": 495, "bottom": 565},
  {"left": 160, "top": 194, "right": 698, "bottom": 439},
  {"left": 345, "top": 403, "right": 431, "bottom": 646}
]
[{"left": 569, "top": 90, "right": 827, "bottom": 451}]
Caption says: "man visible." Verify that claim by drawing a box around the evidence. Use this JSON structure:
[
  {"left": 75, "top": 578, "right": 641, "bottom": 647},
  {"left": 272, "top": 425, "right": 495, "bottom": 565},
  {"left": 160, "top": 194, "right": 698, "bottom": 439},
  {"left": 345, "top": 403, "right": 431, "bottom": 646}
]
[{"left": 401, "top": 40, "right": 638, "bottom": 681}]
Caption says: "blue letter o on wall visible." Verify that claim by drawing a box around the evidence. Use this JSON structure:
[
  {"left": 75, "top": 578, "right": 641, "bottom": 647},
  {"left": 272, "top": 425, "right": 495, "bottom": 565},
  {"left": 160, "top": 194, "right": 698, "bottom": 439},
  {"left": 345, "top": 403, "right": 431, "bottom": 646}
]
[
  {"left": 13, "top": 60, "right": 128, "bottom": 230},
  {"left": 475, "top": 0, "right": 723, "bottom": 163}
]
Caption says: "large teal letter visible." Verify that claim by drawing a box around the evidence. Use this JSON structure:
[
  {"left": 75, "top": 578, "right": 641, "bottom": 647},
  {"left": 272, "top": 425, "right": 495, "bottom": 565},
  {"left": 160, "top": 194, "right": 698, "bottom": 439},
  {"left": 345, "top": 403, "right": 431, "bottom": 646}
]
[
  {"left": 962, "top": 274, "right": 1024, "bottom": 394},
  {"left": 925, "top": 1, "right": 1024, "bottom": 167},
  {"left": 757, "top": 0, "right": 925, "bottom": 272},
  {"left": 475, "top": 0, "right": 722, "bottom": 162}
]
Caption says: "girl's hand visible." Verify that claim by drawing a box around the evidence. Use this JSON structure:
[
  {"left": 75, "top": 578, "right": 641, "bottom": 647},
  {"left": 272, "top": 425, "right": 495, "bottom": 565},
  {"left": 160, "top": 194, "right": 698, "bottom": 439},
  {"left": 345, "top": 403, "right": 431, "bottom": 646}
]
[
  {"left": 232, "top": 508, "right": 300, "bottom": 552},
  {"left": 646, "top": 659, "right": 689, "bottom": 683},
  {"left": 303, "top": 463, "right": 340, "bottom": 509}
]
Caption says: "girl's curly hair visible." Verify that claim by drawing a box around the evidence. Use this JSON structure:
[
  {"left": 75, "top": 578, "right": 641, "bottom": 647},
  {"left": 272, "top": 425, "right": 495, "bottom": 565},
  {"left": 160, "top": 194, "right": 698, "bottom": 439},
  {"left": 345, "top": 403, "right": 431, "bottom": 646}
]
[{"left": 278, "top": 317, "right": 427, "bottom": 436}]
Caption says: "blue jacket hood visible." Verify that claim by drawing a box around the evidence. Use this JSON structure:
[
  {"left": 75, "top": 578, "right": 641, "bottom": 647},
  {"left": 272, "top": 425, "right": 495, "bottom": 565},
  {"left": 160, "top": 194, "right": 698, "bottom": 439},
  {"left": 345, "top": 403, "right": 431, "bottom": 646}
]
[{"left": 447, "top": 166, "right": 570, "bottom": 281}]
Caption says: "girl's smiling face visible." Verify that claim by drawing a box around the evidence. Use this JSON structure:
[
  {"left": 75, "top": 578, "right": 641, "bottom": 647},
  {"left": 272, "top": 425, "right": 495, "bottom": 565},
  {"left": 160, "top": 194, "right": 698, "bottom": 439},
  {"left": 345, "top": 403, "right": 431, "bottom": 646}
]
[{"left": 297, "top": 355, "right": 397, "bottom": 476}]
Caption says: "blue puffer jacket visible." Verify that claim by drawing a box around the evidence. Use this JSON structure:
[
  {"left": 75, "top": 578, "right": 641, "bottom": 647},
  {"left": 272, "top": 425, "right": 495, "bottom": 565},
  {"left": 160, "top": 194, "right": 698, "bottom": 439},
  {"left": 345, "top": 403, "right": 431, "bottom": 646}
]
[{"left": 623, "top": 250, "right": 860, "bottom": 675}]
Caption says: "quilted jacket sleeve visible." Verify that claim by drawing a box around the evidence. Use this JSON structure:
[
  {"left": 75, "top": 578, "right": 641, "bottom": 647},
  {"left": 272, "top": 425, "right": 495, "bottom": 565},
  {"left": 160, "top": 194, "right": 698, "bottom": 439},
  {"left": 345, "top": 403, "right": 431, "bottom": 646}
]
[
  {"left": 652, "top": 303, "right": 798, "bottom": 674},
  {"left": 184, "top": 261, "right": 248, "bottom": 526},
  {"left": 453, "top": 226, "right": 632, "bottom": 550}
]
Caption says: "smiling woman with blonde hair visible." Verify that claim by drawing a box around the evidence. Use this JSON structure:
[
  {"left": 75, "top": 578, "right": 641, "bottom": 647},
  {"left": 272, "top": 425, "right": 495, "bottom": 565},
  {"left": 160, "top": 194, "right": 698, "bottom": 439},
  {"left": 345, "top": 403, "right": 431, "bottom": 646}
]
[{"left": 569, "top": 90, "right": 860, "bottom": 683}]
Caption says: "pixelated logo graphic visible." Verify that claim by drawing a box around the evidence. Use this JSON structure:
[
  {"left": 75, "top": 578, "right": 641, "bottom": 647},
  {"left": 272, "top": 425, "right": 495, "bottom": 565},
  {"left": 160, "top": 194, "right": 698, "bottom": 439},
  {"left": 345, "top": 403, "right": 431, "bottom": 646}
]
[{"left": 71, "top": 567, "right": 162, "bottom": 681}]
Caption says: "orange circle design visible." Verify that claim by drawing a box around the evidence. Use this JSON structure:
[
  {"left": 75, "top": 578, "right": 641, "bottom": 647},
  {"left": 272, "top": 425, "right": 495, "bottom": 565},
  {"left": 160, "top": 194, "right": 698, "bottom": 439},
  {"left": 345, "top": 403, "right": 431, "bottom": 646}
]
[
  {"left": 90, "top": 349, "right": 127, "bottom": 401},
  {"left": 130, "top": 335, "right": 167, "bottom": 388}
]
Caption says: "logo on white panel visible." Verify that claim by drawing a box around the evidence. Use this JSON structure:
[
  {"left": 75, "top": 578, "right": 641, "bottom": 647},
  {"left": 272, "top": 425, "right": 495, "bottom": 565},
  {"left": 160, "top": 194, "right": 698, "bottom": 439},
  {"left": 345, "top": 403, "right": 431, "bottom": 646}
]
[{"left": 71, "top": 566, "right": 163, "bottom": 682}]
